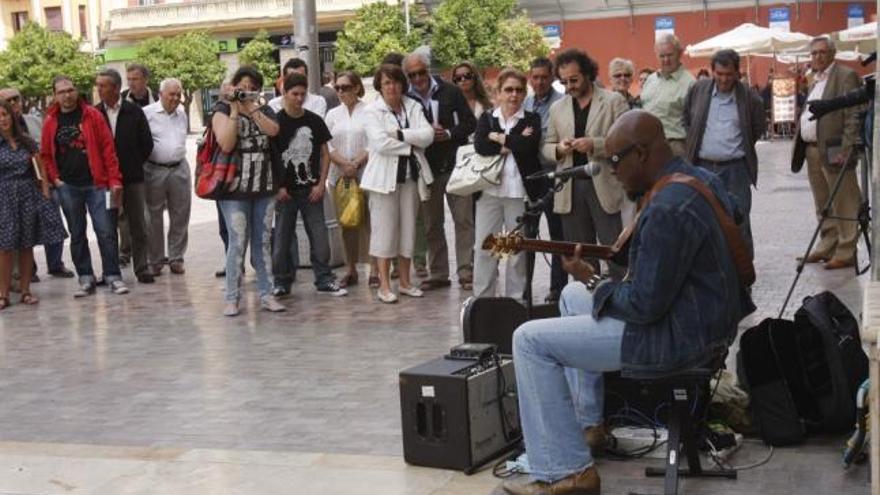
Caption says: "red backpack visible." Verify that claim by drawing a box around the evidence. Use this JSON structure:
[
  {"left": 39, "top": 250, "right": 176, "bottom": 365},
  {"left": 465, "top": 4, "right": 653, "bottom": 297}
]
[{"left": 194, "top": 126, "right": 239, "bottom": 200}]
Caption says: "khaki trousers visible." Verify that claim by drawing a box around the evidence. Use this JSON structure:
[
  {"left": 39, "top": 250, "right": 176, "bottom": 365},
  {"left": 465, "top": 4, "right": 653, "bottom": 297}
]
[
  {"left": 421, "top": 172, "right": 474, "bottom": 282},
  {"left": 805, "top": 144, "right": 861, "bottom": 262}
]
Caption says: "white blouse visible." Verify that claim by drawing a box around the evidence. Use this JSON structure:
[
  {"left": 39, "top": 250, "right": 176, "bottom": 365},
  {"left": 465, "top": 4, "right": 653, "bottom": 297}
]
[
  {"left": 325, "top": 100, "right": 369, "bottom": 184},
  {"left": 484, "top": 106, "right": 526, "bottom": 199}
]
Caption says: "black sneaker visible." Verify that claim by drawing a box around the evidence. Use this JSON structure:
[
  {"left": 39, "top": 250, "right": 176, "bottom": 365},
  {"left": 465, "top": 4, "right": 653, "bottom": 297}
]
[
  {"left": 49, "top": 266, "right": 75, "bottom": 278},
  {"left": 272, "top": 286, "right": 290, "bottom": 297},
  {"left": 317, "top": 283, "right": 348, "bottom": 297},
  {"left": 137, "top": 273, "right": 155, "bottom": 284}
]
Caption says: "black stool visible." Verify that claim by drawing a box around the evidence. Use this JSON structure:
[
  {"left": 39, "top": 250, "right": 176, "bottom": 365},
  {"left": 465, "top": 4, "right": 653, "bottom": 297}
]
[{"left": 630, "top": 354, "right": 737, "bottom": 495}]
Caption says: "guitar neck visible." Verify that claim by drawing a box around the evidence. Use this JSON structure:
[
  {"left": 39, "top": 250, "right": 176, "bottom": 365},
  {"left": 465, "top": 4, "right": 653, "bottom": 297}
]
[{"left": 513, "top": 239, "right": 616, "bottom": 260}]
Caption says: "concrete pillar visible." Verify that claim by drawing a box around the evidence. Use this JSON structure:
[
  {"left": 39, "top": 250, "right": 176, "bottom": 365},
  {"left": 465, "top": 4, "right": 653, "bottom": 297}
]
[
  {"left": 30, "top": 0, "right": 42, "bottom": 25},
  {"left": 61, "top": 0, "right": 73, "bottom": 34},
  {"left": 219, "top": 52, "right": 240, "bottom": 81},
  {"left": 88, "top": 0, "right": 100, "bottom": 43}
]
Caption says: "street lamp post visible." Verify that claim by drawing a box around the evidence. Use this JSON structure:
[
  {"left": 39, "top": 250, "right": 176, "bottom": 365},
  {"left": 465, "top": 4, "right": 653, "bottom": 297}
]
[{"left": 293, "top": 0, "right": 321, "bottom": 92}]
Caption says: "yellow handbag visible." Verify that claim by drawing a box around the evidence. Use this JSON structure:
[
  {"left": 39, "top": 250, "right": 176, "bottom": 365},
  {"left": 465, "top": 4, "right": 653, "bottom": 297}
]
[{"left": 335, "top": 177, "right": 364, "bottom": 229}]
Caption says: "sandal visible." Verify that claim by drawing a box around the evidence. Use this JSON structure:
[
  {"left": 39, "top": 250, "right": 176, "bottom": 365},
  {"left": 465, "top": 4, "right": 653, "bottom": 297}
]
[
  {"left": 0, "top": 296, "right": 8, "bottom": 310},
  {"left": 20, "top": 293, "right": 39, "bottom": 305},
  {"left": 339, "top": 273, "right": 359, "bottom": 288}
]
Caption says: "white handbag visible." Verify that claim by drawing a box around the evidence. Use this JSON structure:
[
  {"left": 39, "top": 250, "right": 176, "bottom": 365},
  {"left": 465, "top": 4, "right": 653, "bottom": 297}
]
[{"left": 446, "top": 144, "right": 504, "bottom": 196}]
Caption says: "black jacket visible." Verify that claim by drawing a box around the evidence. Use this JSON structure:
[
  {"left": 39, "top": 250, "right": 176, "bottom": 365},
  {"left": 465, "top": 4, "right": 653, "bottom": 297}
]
[
  {"left": 96, "top": 100, "right": 154, "bottom": 185},
  {"left": 474, "top": 110, "right": 548, "bottom": 201},
  {"left": 412, "top": 77, "right": 476, "bottom": 176}
]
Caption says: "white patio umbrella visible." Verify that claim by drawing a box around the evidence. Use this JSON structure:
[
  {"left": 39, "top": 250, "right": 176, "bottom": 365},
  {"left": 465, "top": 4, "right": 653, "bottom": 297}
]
[
  {"left": 832, "top": 21, "right": 877, "bottom": 53},
  {"left": 685, "top": 23, "right": 812, "bottom": 58}
]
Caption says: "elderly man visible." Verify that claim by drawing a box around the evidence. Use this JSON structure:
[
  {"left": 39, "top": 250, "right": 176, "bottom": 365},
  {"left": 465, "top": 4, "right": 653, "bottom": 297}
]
[
  {"left": 684, "top": 49, "right": 765, "bottom": 259},
  {"left": 524, "top": 57, "right": 567, "bottom": 302},
  {"left": 95, "top": 68, "right": 155, "bottom": 283},
  {"left": 403, "top": 49, "right": 476, "bottom": 291},
  {"left": 0, "top": 87, "right": 73, "bottom": 280},
  {"left": 501, "top": 111, "right": 755, "bottom": 495},
  {"left": 42, "top": 76, "right": 128, "bottom": 297},
  {"left": 641, "top": 33, "right": 696, "bottom": 156},
  {"left": 143, "top": 79, "right": 191, "bottom": 276},
  {"left": 791, "top": 36, "right": 864, "bottom": 270}
]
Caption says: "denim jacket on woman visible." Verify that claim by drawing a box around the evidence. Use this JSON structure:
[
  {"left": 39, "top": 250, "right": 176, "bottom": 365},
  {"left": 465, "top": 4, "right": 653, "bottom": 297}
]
[{"left": 592, "top": 158, "right": 756, "bottom": 378}]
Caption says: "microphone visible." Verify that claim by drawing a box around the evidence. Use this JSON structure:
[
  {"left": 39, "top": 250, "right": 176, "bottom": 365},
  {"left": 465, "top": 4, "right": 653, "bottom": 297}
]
[{"left": 527, "top": 162, "right": 603, "bottom": 181}]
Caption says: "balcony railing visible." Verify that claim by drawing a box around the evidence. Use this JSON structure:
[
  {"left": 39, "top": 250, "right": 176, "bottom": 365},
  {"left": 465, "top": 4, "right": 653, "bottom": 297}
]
[{"left": 108, "top": 0, "right": 381, "bottom": 33}]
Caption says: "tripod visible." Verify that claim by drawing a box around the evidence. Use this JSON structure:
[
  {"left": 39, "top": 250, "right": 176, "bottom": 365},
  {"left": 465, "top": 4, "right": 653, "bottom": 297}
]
[{"left": 780, "top": 126, "right": 872, "bottom": 317}]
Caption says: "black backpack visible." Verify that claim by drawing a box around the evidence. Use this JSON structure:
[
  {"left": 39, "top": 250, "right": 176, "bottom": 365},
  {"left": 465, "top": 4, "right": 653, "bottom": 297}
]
[{"left": 737, "top": 291, "right": 868, "bottom": 445}]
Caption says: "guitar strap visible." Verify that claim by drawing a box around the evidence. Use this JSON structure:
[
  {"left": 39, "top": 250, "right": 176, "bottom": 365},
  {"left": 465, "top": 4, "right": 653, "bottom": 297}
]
[{"left": 619, "top": 172, "right": 755, "bottom": 288}]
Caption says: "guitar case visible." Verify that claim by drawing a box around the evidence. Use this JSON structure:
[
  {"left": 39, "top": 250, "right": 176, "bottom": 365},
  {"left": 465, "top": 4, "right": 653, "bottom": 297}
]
[{"left": 460, "top": 297, "right": 560, "bottom": 354}]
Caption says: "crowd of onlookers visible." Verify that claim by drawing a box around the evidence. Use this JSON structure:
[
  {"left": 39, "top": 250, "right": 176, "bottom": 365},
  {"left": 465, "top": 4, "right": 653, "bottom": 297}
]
[{"left": 0, "top": 32, "right": 862, "bottom": 315}]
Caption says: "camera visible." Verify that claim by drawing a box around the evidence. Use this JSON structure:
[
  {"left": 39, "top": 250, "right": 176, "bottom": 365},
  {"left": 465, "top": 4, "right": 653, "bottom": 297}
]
[{"left": 225, "top": 89, "right": 261, "bottom": 102}]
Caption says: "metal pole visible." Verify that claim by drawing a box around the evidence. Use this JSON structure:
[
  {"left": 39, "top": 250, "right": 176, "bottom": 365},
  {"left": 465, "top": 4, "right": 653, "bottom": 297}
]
[{"left": 293, "top": 0, "right": 320, "bottom": 92}]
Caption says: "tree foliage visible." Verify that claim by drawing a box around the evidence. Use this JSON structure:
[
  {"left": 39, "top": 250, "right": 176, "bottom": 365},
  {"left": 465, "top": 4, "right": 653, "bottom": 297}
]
[
  {"left": 0, "top": 22, "right": 98, "bottom": 109},
  {"left": 335, "top": 2, "right": 424, "bottom": 76},
  {"left": 430, "top": 0, "right": 548, "bottom": 69},
  {"left": 134, "top": 31, "right": 226, "bottom": 126},
  {"left": 476, "top": 14, "right": 549, "bottom": 72},
  {"left": 239, "top": 29, "right": 278, "bottom": 83}
]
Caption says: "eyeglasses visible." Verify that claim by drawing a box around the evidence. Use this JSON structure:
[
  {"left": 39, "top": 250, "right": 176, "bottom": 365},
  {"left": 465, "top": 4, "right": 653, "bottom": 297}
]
[
  {"left": 561, "top": 77, "right": 582, "bottom": 87},
  {"left": 334, "top": 84, "right": 353, "bottom": 93},
  {"left": 453, "top": 73, "right": 474, "bottom": 83},
  {"left": 612, "top": 73, "right": 633, "bottom": 79},
  {"left": 608, "top": 143, "right": 639, "bottom": 170},
  {"left": 502, "top": 86, "right": 526, "bottom": 94},
  {"left": 406, "top": 69, "right": 428, "bottom": 79}
]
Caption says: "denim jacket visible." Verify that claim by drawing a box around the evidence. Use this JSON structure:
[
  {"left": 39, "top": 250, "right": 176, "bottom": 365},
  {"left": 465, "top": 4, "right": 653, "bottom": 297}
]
[{"left": 593, "top": 158, "right": 756, "bottom": 378}]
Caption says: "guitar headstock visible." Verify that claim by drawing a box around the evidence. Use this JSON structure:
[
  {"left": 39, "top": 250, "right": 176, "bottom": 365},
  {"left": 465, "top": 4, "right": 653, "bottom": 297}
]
[{"left": 482, "top": 232, "right": 524, "bottom": 259}]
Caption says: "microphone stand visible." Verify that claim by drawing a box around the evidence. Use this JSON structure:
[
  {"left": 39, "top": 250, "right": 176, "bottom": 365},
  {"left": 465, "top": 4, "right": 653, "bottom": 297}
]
[{"left": 512, "top": 175, "right": 570, "bottom": 317}]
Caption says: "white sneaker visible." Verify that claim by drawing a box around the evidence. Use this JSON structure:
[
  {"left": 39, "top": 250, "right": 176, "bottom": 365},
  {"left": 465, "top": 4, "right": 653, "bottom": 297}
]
[
  {"left": 399, "top": 286, "right": 424, "bottom": 298},
  {"left": 109, "top": 280, "right": 129, "bottom": 295},
  {"left": 223, "top": 301, "right": 240, "bottom": 317},
  {"left": 260, "top": 295, "right": 286, "bottom": 312},
  {"left": 377, "top": 290, "right": 398, "bottom": 304}
]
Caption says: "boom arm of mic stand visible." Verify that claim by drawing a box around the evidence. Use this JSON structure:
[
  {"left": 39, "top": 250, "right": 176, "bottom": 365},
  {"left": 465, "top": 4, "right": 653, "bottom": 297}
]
[{"left": 512, "top": 177, "right": 571, "bottom": 233}]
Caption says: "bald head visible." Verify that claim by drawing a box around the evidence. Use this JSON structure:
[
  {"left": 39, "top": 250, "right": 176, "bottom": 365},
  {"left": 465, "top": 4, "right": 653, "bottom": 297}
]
[{"left": 606, "top": 110, "right": 672, "bottom": 199}]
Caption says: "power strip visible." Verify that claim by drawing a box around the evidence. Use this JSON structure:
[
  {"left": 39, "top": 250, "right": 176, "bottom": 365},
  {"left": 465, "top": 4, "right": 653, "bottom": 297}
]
[{"left": 610, "top": 426, "right": 669, "bottom": 459}]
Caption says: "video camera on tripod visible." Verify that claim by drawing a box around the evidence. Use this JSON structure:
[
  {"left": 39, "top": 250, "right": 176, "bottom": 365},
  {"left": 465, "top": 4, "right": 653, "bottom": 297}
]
[{"left": 806, "top": 51, "right": 876, "bottom": 148}]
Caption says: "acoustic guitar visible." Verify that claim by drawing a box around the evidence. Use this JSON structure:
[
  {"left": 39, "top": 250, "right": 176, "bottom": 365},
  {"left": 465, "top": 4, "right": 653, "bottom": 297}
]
[{"left": 482, "top": 231, "right": 630, "bottom": 267}]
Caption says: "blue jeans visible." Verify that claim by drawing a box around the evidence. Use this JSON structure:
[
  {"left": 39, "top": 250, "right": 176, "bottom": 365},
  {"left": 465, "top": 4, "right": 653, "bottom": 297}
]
[
  {"left": 272, "top": 188, "right": 334, "bottom": 290},
  {"left": 219, "top": 196, "right": 275, "bottom": 302},
  {"left": 513, "top": 282, "right": 625, "bottom": 482},
  {"left": 697, "top": 159, "right": 754, "bottom": 259},
  {"left": 56, "top": 183, "right": 121, "bottom": 285}
]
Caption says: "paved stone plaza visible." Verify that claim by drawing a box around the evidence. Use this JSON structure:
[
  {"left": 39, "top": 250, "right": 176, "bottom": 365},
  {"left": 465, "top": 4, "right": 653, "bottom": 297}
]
[{"left": 0, "top": 138, "right": 871, "bottom": 494}]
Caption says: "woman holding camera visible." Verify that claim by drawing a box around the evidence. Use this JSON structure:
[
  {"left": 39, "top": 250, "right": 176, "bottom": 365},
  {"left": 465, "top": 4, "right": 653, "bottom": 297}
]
[
  {"left": 360, "top": 64, "right": 434, "bottom": 304},
  {"left": 212, "top": 65, "right": 285, "bottom": 317},
  {"left": 472, "top": 69, "right": 544, "bottom": 299}
]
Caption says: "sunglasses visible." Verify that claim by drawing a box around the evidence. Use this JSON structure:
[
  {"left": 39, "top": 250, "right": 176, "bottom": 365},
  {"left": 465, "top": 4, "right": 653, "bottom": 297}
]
[
  {"left": 453, "top": 73, "right": 474, "bottom": 83},
  {"left": 608, "top": 143, "right": 639, "bottom": 170},
  {"left": 612, "top": 73, "right": 633, "bottom": 79},
  {"left": 406, "top": 69, "right": 428, "bottom": 79},
  {"left": 502, "top": 86, "right": 526, "bottom": 94},
  {"left": 561, "top": 77, "right": 582, "bottom": 87},
  {"left": 334, "top": 84, "right": 353, "bottom": 93}
]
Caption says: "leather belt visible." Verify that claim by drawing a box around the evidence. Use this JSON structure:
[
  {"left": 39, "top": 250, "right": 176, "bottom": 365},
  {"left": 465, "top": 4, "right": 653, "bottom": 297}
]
[
  {"left": 698, "top": 157, "right": 746, "bottom": 167},
  {"left": 149, "top": 160, "right": 181, "bottom": 168}
]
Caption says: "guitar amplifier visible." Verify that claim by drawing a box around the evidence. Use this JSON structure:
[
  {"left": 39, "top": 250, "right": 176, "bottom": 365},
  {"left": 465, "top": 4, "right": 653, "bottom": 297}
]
[{"left": 399, "top": 355, "right": 521, "bottom": 472}]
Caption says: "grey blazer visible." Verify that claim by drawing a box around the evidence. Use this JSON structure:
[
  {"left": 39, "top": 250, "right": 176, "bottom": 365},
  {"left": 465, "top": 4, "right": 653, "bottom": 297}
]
[
  {"left": 683, "top": 79, "right": 766, "bottom": 185},
  {"left": 541, "top": 85, "right": 628, "bottom": 215}
]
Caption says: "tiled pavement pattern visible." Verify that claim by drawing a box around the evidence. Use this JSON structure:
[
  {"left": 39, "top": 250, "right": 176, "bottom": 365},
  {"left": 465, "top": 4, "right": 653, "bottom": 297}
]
[{"left": 0, "top": 138, "right": 870, "bottom": 494}]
